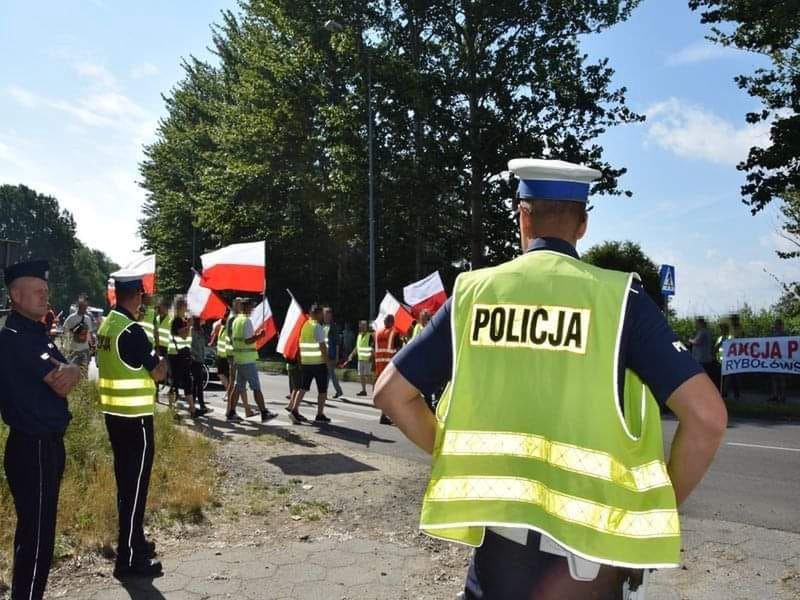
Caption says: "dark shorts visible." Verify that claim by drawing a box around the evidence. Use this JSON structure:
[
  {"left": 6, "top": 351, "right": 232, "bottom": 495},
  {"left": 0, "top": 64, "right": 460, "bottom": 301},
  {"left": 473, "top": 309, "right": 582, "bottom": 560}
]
[
  {"left": 301, "top": 363, "right": 328, "bottom": 393},
  {"left": 216, "top": 357, "right": 230, "bottom": 378}
]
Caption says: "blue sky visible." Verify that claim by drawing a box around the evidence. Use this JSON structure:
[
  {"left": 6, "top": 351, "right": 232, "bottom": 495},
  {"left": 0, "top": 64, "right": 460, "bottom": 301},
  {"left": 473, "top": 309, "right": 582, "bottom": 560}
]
[{"left": 0, "top": 1, "right": 797, "bottom": 316}]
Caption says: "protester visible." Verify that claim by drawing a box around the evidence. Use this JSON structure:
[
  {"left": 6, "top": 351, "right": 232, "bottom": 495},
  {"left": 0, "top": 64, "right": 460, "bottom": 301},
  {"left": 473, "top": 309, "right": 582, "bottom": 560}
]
[
  {"left": 231, "top": 298, "right": 277, "bottom": 422},
  {"left": 0, "top": 260, "right": 81, "bottom": 599},
  {"left": 323, "top": 306, "right": 344, "bottom": 399},
  {"left": 714, "top": 322, "right": 732, "bottom": 394},
  {"left": 346, "top": 320, "right": 373, "bottom": 397},
  {"left": 190, "top": 318, "right": 210, "bottom": 415},
  {"left": 210, "top": 313, "right": 231, "bottom": 395},
  {"left": 375, "top": 314, "right": 402, "bottom": 424},
  {"left": 287, "top": 304, "right": 330, "bottom": 424},
  {"left": 63, "top": 294, "right": 95, "bottom": 373},
  {"left": 168, "top": 296, "right": 198, "bottom": 417},
  {"left": 770, "top": 319, "right": 788, "bottom": 403},
  {"left": 690, "top": 317, "right": 714, "bottom": 377},
  {"left": 728, "top": 315, "right": 743, "bottom": 401}
]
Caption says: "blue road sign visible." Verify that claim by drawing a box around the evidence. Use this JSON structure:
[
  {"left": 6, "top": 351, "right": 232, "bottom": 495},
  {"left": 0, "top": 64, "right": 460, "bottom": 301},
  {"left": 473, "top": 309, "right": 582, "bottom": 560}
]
[{"left": 659, "top": 264, "right": 676, "bottom": 296}]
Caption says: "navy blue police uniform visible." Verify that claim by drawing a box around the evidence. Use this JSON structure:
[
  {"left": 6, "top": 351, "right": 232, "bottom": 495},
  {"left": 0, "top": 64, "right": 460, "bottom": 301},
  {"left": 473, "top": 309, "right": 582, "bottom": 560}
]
[
  {"left": 100, "top": 278, "right": 163, "bottom": 579},
  {"left": 394, "top": 237, "right": 704, "bottom": 599},
  {"left": 0, "top": 260, "right": 71, "bottom": 600}
]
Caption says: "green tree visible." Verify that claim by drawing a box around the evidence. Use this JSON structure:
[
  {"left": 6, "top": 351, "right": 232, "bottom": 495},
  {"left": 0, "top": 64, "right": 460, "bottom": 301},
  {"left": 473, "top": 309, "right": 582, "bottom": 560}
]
[
  {"left": 689, "top": 1, "right": 800, "bottom": 212},
  {"left": 140, "top": 0, "right": 645, "bottom": 326},
  {"left": 582, "top": 240, "right": 664, "bottom": 307},
  {"left": 0, "top": 184, "right": 118, "bottom": 310}
]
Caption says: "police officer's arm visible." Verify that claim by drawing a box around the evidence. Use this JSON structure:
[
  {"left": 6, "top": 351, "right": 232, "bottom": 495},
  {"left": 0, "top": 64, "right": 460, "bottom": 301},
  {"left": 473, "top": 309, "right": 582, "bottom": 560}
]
[
  {"left": 119, "top": 325, "right": 167, "bottom": 382},
  {"left": 43, "top": 357, "right": 81, "bottom": 398},
  {"left": 150, "top": 357, "right": 168, "bottom": 382},
  {"left": 375, "top": 363, "right": 437, "bottom": 453},
  {"left": 665, "top": 374, "right": 727, "bottom": 505},
  {"left": 624, "top": 287, "right": 727, "bottom": 506}
]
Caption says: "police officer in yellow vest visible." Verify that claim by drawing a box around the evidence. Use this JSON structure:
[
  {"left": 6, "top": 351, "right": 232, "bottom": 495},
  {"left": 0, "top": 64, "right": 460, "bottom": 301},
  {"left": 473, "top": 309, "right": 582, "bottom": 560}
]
[
  {"left": 96, "top": 274, "right": 167, "bottom": 579},
  {"left": 375, "top": 158, "right": 728, "bottom": 599}
]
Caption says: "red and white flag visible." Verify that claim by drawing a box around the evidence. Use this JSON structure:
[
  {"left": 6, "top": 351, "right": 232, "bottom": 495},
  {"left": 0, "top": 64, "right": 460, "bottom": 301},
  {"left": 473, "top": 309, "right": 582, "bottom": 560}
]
[
  {"left": 200, "top": 241, "right": 265, "bottom": 293},
  {"left": 111, "top": 255, "right": 156, "bottom": 295},
  {"left": 250, "top": 297, "right": 278, "bottom": 350},
  {"left": 373, "top": 292, "right": 415, "bottom": 335},
  {"left": 403, "top": 271, "right": 447, "bottom": 318},
  {"left": 276, "top": 291, "right": 307, "bottom": 361},
  {"left": 187, "top": 273, "right": 228, "bottom": 321}
]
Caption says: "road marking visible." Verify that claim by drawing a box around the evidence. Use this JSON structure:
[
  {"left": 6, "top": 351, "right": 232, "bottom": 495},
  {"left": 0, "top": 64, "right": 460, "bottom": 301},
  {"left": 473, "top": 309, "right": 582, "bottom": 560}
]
[{"left": 727, "top": 442, "right": 800, "bottom": 453}]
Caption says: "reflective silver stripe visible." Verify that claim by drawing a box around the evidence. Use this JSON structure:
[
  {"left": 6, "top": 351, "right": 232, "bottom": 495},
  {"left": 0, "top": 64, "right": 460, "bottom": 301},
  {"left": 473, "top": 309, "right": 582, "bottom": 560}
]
[
  {"left": 129, "top": 419, "right": 147, "bottom": 566},
  {"left": 29, "top": 440, "right": 42, "bottom": 600}
]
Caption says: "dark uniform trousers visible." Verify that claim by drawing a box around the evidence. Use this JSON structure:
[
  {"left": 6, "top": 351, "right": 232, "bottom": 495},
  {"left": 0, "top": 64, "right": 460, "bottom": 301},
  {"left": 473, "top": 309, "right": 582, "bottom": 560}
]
[
  {"left": 4, "top": 430, "right": 65, "bottom": 600},
  {"left": 104, "top": 414, "right": 155, "bottom": 567},
  {"left": 465, "top": 530, "right": 639, "bottom": 600}
]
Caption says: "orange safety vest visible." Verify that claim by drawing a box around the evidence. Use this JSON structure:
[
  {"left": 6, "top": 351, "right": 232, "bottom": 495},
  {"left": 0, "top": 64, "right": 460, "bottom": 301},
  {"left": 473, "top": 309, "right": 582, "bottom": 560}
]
[{"left": 374, "top": 328, "right": 398, "bottom": 376}]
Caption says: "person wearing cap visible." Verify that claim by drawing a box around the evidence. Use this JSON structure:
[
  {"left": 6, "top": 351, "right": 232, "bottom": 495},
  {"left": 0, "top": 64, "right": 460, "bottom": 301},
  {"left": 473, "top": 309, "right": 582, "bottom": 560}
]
[
  {"left": 0, "top": 260, "right": 81, "bottom": 600},
  {"left": 96, "top": 273, "right": 167, "bottom": 579},
  {"left": 345, "top": 320, "right": 374, "bottom": 397},
  {"left": 375, "top": 158, "right": 728, "bottom": 598}
]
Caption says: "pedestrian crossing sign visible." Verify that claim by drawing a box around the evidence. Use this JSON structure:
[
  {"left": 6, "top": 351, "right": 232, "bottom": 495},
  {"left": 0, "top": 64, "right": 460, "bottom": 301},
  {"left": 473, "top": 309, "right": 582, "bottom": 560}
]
[{"left": 659, "top": 265, "right": 676, "bottom": 296}]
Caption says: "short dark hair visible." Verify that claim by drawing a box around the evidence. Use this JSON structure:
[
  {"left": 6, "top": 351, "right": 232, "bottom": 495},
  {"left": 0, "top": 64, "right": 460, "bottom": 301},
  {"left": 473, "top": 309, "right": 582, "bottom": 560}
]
[
  {"left": 384, "top": 314, "right": 395, "bottom": 327},
  {"left": 310, "top": 304, "right": 323, "bottom": 315},
  {"left": 527, "top": 199, "right": 587, "bottom": 226}
]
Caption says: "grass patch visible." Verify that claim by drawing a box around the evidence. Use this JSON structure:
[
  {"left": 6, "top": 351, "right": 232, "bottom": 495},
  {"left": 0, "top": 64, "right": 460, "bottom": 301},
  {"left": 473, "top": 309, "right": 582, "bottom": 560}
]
[
  {"left": 0, "top": 380, "right": 214, "bottom": 587},
  {"left": 288, "top": 500, "right": 331, "bottom": 522}
]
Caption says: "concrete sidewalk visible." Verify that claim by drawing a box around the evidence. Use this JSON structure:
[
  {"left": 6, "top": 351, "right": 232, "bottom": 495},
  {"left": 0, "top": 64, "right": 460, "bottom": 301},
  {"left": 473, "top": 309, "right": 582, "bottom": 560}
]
[{"left": 78, "top": 536, "right": 440, "bottom": 600}]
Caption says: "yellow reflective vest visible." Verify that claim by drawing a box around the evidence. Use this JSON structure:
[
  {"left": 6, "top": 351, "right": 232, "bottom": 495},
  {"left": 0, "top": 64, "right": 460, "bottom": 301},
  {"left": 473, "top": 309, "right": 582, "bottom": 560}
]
[{"left": 420, "top": 250, "right": 680, "bottom": 569}]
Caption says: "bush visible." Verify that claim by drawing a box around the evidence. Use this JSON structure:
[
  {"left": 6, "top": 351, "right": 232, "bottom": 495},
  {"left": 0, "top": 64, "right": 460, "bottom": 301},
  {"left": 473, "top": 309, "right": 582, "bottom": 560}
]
[{"left": 0, "top": 380, "right": 214, "bottom": 587}]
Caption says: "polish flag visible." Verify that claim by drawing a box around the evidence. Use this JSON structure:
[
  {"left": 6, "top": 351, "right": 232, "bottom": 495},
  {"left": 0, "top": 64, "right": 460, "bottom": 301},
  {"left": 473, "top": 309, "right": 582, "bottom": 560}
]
[
  {"left": 403, "top": 271, "right": 447, "bottom": 318},
  {"left": 187, "top": 274, "right": 228, "bottom": 321},
  {"left": 250, "top": 297, "right": 278, "bottom": 350},
  {"left": 200, "top": 241, "right": 265, "bottom": 292},
  {"left": 110, "top": 255, "right": 156, "bottom": 295},
  {"left": 106, "top": 278, "right": 116, "bottom": 307},
  {"left": 276, "top": 292, "right": 307, "bottom": 361},
  {"left": 373, "top": 292, "right": 415, "bottom": 335}
]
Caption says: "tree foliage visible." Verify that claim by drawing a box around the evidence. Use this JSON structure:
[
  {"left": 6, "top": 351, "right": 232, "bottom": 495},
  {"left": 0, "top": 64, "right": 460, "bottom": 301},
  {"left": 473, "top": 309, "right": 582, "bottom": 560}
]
[
  {"left": 0, "top": 185, "right": 118, "bottom": 310},
  {"left": 140, "top": 0, "right": 643, "bottom": 324},
  {"left": 582, "top": 240, "right": 663, "bottom": 307},
  {"left": 689, "top": 0, "right": 800, "bottom": 212}
]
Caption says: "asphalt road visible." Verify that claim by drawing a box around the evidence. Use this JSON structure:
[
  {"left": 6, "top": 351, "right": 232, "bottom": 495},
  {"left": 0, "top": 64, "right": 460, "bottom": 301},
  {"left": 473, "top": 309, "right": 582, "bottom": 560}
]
[{"left": 182, "top": 371, "right": 800, "bottom": 534}]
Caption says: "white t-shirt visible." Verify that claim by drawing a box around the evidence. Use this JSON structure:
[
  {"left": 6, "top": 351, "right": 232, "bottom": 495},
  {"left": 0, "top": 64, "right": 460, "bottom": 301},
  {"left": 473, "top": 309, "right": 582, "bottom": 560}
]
[{"left": 63, "top": 312, "right": 94, "bottom": 351}]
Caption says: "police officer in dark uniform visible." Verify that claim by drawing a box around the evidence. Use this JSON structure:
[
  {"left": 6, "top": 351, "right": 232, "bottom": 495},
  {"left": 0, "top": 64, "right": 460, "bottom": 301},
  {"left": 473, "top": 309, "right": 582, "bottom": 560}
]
[
  {"left": 0, "top": 260, "right": 81, "bottom": 600},
  {"left": 96, "top": 274, "right": 168, "bottom": 579},
  {"left": 375, "top": 159, "right": 728, "bottom": 599}
]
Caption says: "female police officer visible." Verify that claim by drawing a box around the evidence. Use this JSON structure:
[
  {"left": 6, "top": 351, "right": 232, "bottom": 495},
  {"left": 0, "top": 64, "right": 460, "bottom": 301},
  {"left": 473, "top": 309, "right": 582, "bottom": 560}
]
[{"left": 0, "top": 260, "right": 81, "bottom": 600}]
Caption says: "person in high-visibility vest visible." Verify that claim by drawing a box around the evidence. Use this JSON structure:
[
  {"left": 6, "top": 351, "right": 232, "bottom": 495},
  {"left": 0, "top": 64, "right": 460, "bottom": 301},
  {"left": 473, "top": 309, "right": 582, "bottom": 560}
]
[
  {"left": 154, "top": 297, "right": 171, "bottom": 358},
  {"left": 286, "top": 304, "right": 330, "bottom": 424},
  {"left": 374, "top": 158, "right": 728, "bottom": 598},
  {"left": 96, "top": 273, "right": 167, "bottom": 579},
  {"left": 713, "top": 322, "right": 732, "bottom": 394},
  {"left": 210, "top": 312, "right": 231, "bottom": 394},
  {"left": 345, "top": 320, "right": 373, "bottom": 397},
  {"left": 374, "top": 314, "right": 402, "bottom": 425},
  {"left": 137, "top": 293, "right": 157, "bottom": 348},
  {"left": 410, "top": 309, "right": 431, "bottom": 340},
  {"left": 167, "top": 295, "right": 204, "bottom": 417},
  {"left": 230, "top": 298, "right": 277, "bottom": 423}
]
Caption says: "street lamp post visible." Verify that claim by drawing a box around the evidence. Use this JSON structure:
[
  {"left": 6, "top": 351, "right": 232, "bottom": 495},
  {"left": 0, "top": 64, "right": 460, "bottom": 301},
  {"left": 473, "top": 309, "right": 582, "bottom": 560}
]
[{"left": 325, "top": 19, "right": 376, "bottom": 319}]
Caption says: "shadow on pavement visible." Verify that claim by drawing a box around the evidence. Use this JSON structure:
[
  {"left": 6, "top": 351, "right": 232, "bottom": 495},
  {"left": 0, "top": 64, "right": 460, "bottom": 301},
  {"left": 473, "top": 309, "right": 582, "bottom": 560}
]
[
  {"left": 184, "top": 415, "right": 318, "bottom": 448},
  {"left": 312, "top": 422, "right": 395, "bottom": 447},
  {"left": 268, "top": 452, "right": 378, "bottom": 476},
  {"left": 119, "top": 577, "right": 167, "bottom": 600}
]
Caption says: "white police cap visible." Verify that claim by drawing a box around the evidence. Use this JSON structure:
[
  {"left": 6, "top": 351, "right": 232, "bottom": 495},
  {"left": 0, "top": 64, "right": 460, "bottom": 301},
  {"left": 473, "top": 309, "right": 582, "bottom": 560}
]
[{"left": 508, "top": 158, "right": 601, "bottom": 203}]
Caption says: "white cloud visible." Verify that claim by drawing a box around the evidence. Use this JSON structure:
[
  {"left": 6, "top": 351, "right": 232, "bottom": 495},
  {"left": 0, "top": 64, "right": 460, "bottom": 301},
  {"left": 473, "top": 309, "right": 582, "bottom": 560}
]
[
  {"left": 73, "top": 61, "right": 116, "bottom": 87},
  {"left": 644, "top": 98, "right": 771, "bottom": 166},
  {"left": 6, "top": 84, "right": 39, "bottom": 108},
  {"left": 665, "top": 41, "right": 739, "bottom": 67},
  {"left": 130, "top": 63, "right": 159, "bottom": 79}
]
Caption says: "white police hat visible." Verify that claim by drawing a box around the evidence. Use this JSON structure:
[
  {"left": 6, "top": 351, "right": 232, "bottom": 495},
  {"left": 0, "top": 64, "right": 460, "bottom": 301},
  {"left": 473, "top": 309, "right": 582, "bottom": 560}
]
[
  {"left": 508, "top": 158, "right": 601, "bottom": 203},
  {"left": 110, "top": 273, "right": 144, "bottom": 291}
]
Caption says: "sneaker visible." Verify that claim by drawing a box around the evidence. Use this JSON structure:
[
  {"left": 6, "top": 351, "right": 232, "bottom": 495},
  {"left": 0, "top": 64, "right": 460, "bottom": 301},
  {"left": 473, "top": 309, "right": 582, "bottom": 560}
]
[
  {"left": 226, "top": 412, "right": 243, "bottom": 423},
  {"left": 356, "top": 391, "right": 367, "bottom": 397},
  {"left": 333, "top": 391, "right": 343, "bottom": 399},
  {"left": 314, "top": 414, "right": 332, "bottom": 424},
  {"left": 113, "top": 559, "right": 163, "bottom": 579},
  {"left": 379, "top": 414, "right": 393, "bottom": 425},
  {"left": 261, "top": 410, "right": 278, "bottom": 423},
  {"left": 291, "top": 410, "right": 309, "bottom": 423},
  {"left": 289, "top": 411, "right": 302, "bottom": 425},
  {"left": 195, "top": 407, "right": 209, "bottom": 417}
]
